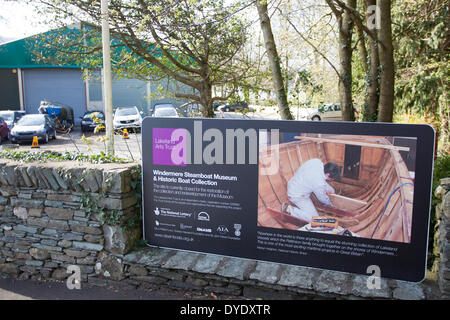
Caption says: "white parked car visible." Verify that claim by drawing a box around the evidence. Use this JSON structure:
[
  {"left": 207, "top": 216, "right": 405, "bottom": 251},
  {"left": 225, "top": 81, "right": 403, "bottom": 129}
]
[
  {"left": 153, "top": 107, "right": 179, "bottom": 118},
  {"left": 113, "top": 106, "right": 143, "bottom": 131}
]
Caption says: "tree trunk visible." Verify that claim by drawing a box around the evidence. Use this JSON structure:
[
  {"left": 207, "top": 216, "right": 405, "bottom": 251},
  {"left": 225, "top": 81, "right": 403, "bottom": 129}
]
[
  {"left": 365, "top": 0, "right": 379, "bottom": 121},
  {"left": 256, "top": 0, "right": 293, "bottom": 120},
  {"left": 377, "top": 0, "right": 394, "bottom": 122},
  {"left": 337, "top": 0, "right": 356, "bottom": 121},
  {"left": 200, "top": 80, "right": 215, "bottom": 118}
]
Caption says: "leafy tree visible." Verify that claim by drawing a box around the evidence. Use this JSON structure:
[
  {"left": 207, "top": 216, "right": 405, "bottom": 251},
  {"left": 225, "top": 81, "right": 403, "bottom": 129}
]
[
  {"left": 256, "top": 0, "right": 293, "bottom": 120},
  {"left": 393, "top": 0, "right": 449, "bottom": 152},
  {"left": 32, "top": 0, "right": 252, "bottom": 117}
]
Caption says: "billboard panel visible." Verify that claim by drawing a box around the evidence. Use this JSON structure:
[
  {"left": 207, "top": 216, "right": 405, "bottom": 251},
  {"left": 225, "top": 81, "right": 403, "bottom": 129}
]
[{"left": 142, "top": 118, "right": 434, "bottom": 282}]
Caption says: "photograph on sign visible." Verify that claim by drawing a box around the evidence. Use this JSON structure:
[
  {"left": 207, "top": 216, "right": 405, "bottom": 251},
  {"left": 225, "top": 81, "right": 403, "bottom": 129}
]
[{"left": 257, "top": 133, "right": 416, "bottom": 243}]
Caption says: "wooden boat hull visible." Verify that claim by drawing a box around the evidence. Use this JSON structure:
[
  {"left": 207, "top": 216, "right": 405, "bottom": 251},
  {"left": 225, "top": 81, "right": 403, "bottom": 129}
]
[{"left": 257, "top": 134, "right": 414, "bottom": 243}]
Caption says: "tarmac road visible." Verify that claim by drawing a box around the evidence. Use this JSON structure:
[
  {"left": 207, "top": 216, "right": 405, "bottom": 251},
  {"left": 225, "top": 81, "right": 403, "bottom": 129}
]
[
  {"left": 1, "top": 129, "right": 144, "bottom": 163},
  {"left": 0, "top": 276, "right": 240, "bottom": 300}
]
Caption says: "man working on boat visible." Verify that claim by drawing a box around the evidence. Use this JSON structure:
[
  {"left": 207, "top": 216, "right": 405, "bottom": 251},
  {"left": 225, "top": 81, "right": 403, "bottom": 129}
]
[{"left": 282, "top": 158, "right": 341, "bottom": 222}]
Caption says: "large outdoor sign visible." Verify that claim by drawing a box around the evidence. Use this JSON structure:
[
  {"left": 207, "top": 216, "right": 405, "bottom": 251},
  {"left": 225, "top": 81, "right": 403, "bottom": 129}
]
[{"left": 142, "top": 118, "right": 435, "bottom": 282}]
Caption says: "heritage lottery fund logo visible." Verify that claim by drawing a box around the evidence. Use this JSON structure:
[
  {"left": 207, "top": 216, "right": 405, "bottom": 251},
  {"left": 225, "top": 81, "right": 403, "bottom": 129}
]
[{"left": 152, "top": 121, "right": 280, "bottom": 174}]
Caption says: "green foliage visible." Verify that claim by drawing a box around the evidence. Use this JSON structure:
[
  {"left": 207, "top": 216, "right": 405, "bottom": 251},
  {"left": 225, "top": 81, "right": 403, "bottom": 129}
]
[
  {"left": 79, "top": 166, "right": 142, "bottom": 231},
  {"left": 392, "top": 0, "right": 449, "bottom": 151},
  {"left": 34, "top": 0, "right": 252, "bottom": 116},
  {"left": 0, "top": 149, "right": 128, "bottom": 164},
  {"left": 432, "top": 153, "right": 450, "bottom": 205},
  {"left": 291, "top": 69, "right": 323, "bottom": 107}
]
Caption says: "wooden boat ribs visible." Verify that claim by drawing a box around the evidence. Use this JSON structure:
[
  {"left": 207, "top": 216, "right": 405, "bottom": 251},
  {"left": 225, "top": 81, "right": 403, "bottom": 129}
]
[{"left": 257, "top": 134, "right": 415, "bottom": 243}]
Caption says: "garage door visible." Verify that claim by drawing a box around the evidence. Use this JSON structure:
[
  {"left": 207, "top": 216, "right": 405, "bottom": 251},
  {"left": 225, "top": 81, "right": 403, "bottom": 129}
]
[
  {"left": 23, "top": 68, "right": 86, "bottom": 125},
  {"left": 0, "top": 68, "right": 20, "bottom": 109}
]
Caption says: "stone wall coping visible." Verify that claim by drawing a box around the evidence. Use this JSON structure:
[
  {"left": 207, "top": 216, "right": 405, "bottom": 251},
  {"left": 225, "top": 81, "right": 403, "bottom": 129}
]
[
  {"left": 0, "top": 159, "right": 138, "bottom": 170},
  {"left": 0, "top": 160, "right": 140, "bottom": 193},
  {"left": 122, "top": 246, "right": 436, "bottom": 300}
]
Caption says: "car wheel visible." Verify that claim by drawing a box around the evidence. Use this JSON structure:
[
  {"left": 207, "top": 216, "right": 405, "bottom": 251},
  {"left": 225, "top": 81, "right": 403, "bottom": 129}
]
[
  {"left": 312, "top": 116, "right": 321, "bottom": 121},
  {"left": 53, "top": 130, "right": 57, "bottom": 140},
  {"left": 45, "top": 133, "right": 49, "bottom": 144}
]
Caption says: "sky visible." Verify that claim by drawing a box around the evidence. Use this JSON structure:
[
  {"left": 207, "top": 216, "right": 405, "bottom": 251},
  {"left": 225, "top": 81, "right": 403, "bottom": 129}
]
[{"left": 0, "top": 1, "right": 49, "bottom": 43}]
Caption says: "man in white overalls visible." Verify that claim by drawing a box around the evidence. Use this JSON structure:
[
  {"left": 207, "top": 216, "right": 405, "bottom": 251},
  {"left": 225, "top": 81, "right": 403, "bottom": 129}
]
[{"left": 282, "top": 158, "right": 341, "bottom": 222}]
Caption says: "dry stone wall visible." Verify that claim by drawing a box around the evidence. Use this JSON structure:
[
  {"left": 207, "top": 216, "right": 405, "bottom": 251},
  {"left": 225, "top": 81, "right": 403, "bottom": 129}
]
[
  {"left": 0, "top": 160, "right": 141, "bottom": 282},
  {"left": 0, "top": 160, "right": 445, "bottom": 299},
  {"left": 434, "top": 178, "right": 450, "bottom": 298}
]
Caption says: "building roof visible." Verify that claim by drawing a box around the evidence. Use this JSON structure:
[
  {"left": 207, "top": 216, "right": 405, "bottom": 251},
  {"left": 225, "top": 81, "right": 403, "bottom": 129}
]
[
  {"left": 0, "top": 29, "right": 81, "bottom": 69},
  {"left": 0, "top": 26, "right": 189, "bottom": 73}
]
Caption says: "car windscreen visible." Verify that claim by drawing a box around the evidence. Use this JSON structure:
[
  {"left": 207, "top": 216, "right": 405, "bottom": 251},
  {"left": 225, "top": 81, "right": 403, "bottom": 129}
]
[
  {"left": 116, "top": 108, "right": 137, "bottom": 116},
  {"left": 17, "top": 116, "right": 45, "bottom": 126},
  {"left": 154, "top": 104, "right": 174, "bottom": 110},
  {"left": 84, "top": 112, "right": 104, "bottom": 120},
  {"left": 155, "top": 108, "right": 177, "bottom": 117},
  {"left": 0, "top": 112, "right": 14, "bottom": 121}
]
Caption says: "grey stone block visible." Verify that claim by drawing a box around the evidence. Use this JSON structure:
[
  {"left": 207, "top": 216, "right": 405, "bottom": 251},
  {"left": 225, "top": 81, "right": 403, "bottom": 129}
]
[
  {"left": 102, "top": 224, "right": 140, "bottom": 255},
  {"left": 47, "top": 220, "right": 69, "bottom": 231},
  {"left": 216, "top": 257, "right": 257, "bottom": 281},
  {"left": 249, "top": 261, "right": 282, "bottom": 284},
  {"left": 13, "top": 224, "right": 38, "bottom": 234},
  {"left": 29, "top": 247, "right": 50, "bottom": 260},
  {"left": 25, "top": 166, "right": 38, "bottom": 187},
  {"left": 123, "top": 248, "right": 174, "bottom": 267},
  {"left": 392, "top": 281, "right": 425, "bottom": 300},
  {"left": 25, "top": 260, "right": 44, "bottom": 267},
  {"left": 42, "top": 168, "right": 60, "bottom": 190},
  {"left": 83, "top": 169, "right": 100, "bottom": 193},
  {"left": 50, "top": 252, "right": 76, "bottom": 263},
  {"left": 72, "top": 241, "right": 104, "bottom": 252},
  {"left": 96, "top": 255, "right": 124, "bottom": 281},
  {"left": 52, "top": 168, "right": 68, "bottom": 190},
  {"left": 11, "top": 198, "right": 44, "bottom": 209},
  {"left": 313, "top": 270, "right": 353, "bottom": 296},
  {"left": 61, "top": 233, "right": 84, "bottom": 241},
  {"left": 44, "top": 207, "right": 74, "bottom": 220},
  {"left": 350, "top": 274, "right": 391, "bottom": 298},
  {"left": 64, "top": 249, "right": 89, "bottom": 258},
  {"left": 191, "top": 254, "right": 225, "bottom": 274},
  {"left": 27, "top": 217, "right": 49, "bottom": 229},
  {"left": 162, "top": 251, "right": 200, "bottom": 271},
  {"left": 41, "top": 228, "right": 63, "bottom": 238},
  {"left": 13, "top": 207, "right": 28, "bottom": 219}
]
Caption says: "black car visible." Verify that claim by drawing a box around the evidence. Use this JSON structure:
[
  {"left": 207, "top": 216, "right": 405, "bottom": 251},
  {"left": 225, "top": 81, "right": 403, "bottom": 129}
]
[
  {"left": 9, "top": 114, "right": 57, "bottom": 144},
  {"left": 217, "top": 102, "right": 251, "bottom": 112},
  {"left": 178, "top": 103, "right": 203, "bottom": 117},
  {"left": 81, "top": 111, "right": 105, "bottom": 133}
]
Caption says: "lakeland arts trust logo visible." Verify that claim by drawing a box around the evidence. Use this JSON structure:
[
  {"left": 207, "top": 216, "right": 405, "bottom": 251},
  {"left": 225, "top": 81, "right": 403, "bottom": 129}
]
[
  {"left": 153, "top": 128, "right": 187, "bottom": 166},
  {"left": 152, "top": 121, "right": 279, "bottom": 174}
]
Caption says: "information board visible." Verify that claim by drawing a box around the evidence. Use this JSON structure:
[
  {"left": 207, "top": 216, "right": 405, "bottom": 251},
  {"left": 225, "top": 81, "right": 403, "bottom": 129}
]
[{"left": 142, "top": 118, "right": 435, "bottom": 282}]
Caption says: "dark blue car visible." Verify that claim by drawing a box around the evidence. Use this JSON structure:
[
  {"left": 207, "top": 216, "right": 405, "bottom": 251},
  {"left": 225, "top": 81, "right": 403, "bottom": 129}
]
[{"left": 9, "top": 114, "right": 57, "bottom": 144}]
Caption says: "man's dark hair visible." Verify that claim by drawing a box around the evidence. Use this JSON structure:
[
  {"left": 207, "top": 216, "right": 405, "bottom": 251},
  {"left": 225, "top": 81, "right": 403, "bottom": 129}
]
[{"left": 324, "top": 162, "right": 342, "bottom": 180}]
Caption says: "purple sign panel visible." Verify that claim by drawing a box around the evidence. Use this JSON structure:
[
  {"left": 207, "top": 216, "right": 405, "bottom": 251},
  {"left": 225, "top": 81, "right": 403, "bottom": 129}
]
[{"left": 152, "top": 128, "right": 187, "bottom": 166}]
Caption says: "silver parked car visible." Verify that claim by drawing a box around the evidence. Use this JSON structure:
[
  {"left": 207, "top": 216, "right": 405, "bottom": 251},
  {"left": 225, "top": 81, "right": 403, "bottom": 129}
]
[
  {"left": 153, "top": 106, "right": 179, "bottom": 118},
  {"left": 303, "top": 103, "right": 359, "bottom": 121},
  {"left": 113, "top": 106, "right": 143, "bottom": 131},
  {"left": 9, "top": 114, "right": 57, "bottom": 144}
]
